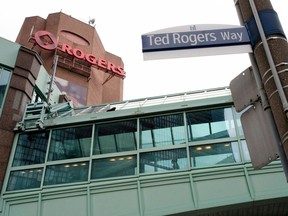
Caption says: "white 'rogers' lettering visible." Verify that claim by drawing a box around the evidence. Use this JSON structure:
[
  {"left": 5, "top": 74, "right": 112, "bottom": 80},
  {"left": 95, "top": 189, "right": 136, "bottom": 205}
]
[{"left": 172, "top": 32, "right": 217, "bottom": 46}]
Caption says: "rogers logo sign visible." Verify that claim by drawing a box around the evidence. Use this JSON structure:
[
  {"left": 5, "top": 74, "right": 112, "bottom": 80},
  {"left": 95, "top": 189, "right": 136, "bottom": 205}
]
[{"left": 34, "top": 30, "right": 125, "bottom": 78}]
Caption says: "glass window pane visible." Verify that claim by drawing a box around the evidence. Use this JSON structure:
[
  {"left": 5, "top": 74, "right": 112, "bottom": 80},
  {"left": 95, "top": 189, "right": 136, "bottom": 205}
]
[
  {"left": 32, "top": 90, "right": 43, "bottom": 103},
  {"left": 190, "top": 142, "right": 240, "bottom": 167},
  {"left": 186, "top": 107, "right": 236, "bottom": 141},
  {"left": 140, "top": 148, "right": 188, "bottom": 173},
  {"left": 241, "top": 140, "right": 251, "bottom": 161},
  {"left": 93, "top": 120, "right": 137, "bottom": 155},
  {"left": 91, "top": 155, "right": 136, "bottom": 179},
  {"left": 44, "top": 162, "right": 89, "bottom": 186},
  {"left": 0, "top": 67, "right": 11, "bottom": 108},
  {"left": 12, "top": 131, "right": 49, "bottom": 166},
  {"left": 48, "top": 125, "right": 92, "bottom": 161},
  {"left": 6, "top": 168, "right": 43, "bottom": 191},
  {"left": 140, "top": 114, "right": 185, "bottom": 148}
]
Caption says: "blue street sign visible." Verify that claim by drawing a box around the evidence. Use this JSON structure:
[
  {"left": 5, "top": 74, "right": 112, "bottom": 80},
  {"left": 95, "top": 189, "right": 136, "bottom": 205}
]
[{"left": 141, "top": 25, "right": 252, "bottom": 60}]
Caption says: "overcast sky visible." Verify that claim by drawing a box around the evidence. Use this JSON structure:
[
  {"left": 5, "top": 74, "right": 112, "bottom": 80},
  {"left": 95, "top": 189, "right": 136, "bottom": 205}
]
[{"left": 1, "top": 0, "right": 287, "bottom": 100}]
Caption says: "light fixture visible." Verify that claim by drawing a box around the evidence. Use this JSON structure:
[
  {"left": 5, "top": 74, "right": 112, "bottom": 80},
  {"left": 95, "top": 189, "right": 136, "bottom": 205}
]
[{"left": 196, "top": 147, "right": 202, "bottom": 151}]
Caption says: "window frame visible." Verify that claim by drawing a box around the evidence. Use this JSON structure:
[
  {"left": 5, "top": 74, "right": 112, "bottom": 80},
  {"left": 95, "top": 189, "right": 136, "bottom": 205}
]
[{"left": 3, "top": 104, "right": 250, "bottom": 193}]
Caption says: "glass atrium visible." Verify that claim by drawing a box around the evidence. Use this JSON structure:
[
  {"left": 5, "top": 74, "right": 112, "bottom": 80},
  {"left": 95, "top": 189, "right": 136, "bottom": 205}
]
[{"left": 5, "top": 87, "right": 250, "bottom": 192}]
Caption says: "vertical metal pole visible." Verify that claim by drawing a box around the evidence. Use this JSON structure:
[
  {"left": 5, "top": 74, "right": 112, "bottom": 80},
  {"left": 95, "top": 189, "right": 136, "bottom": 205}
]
[
  {"left": 235, "top": 0, "right": 288, "bottom": 180},
  {"left": 249, "top": 0, "right": 288, "bottom": 114},
  {"left": 46, "top": 54, "right": 58, "bottom": 105},
  {"left": 235, "top": 1, "right": 269, "bottom": 109},
  {"left": 248, "top": 0, "right": 288, "bottom": 180}
]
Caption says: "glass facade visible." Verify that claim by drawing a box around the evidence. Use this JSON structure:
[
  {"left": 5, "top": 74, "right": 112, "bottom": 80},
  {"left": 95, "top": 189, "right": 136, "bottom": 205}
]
[
  {"left": 12, "top": 131, "right": 49, "bottom": 166},
  {"left": 92, "top": 155, "right": 137, "bottom": 179},
  {"left": 186, "top": 107, "right": 236, "bottom": 141},
  {"left": 44, "top": 161, "right": 89, "bottom": 186},
  {"left": 48, "top": 125, "right": 92, "bottom": 161},
  {"left": 140, "top": 114, "right": 186, "bottom": 148},
  {"left": 189, "top": 141, "right": 241, "bottom": 167},
  {"left": 7, "top": 168, "right": 43, "bottom": 191},
  {"left": 140, "top": 148, "right": 188, "bottom": 173},
  {"left": 31, "top": 90, "right": 44, "bottom": 103},
  {"left": 0, "top": 66, "right": 12, "bottom": 114},
  {"left": 6, "top": 105, "right": 249, "bottom": 192},
  {"left": 93, "top": 120, "right": 137, "bottom": 154}
]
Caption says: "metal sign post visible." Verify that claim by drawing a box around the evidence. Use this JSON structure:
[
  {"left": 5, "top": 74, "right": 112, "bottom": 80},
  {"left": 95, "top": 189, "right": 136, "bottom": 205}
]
[{"left": 234, "top": 0, "right": 288, "bottom": 179}]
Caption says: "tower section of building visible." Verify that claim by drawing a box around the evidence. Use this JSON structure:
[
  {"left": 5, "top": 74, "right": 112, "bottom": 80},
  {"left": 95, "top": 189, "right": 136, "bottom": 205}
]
[{"left": 16, "top": 12, "right": 125, "bottom": 106}]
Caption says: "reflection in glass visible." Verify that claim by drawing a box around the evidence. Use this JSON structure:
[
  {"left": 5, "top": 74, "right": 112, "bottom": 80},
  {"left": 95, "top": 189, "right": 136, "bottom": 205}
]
[
  {"left": 13, "top": 131, "right": 49, "bottom": 166},
  {"left": 140, "top": 114, "right": 185, "bottom": 148},
  {"left": 48, "top": 125, "right": 92, "bottom": 161},
  {"left": 6, "top": 168, "right": 43, "bottom": 191},
  {"left": 93, "top": 120, "right": 137, "bottom": 154},
  {"left": 186, "top": 107, "right": 236, "bottom": 141},
  {"left": 44, "top": 162, "right": 89, "bottom": 185},
  {"left": 140, "top": 148, "right": 188, "bottom": 173},
  {"left": 54, "top": 76, "right": 88, "bottom": 107},
  {"left": 190, "top": 142, "right": 241, "bottom": 167},
  {"left": 91, "top": 155, "right": 136, "bottom": 179}
]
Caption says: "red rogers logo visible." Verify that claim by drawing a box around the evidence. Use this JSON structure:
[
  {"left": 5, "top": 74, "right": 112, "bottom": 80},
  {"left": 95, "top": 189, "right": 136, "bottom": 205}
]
[{"left": 34, "top": 30, "right": 125, "bottom": 78}]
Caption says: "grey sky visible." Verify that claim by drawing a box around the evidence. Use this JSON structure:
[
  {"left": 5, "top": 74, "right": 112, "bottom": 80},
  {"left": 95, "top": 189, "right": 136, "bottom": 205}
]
[{"left": 1, "top": 0, "right": 287, "bottom": 100}]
